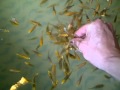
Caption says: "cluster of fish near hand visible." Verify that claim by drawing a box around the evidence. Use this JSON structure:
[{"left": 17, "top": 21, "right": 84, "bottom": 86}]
[{"left": 9, "top": 0, "right": 120, "bottom": 90}]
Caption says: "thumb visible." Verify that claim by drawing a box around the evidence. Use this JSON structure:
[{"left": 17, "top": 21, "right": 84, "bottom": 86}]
[{"left": 71, "top": 38, "right": 87, "bottom": 53}]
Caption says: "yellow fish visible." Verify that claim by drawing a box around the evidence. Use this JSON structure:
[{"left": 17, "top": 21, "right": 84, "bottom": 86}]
[
  {"left": 24, "top": 61, "right": 34, "bottom": 67},
  {"left": 40, "top": 35, "right": 43, "bottom": 47},
  {"left": 10, "top": 17, "right": 19, "bottom": 26},
  {"left": 16, "top": 53, "right": 30, "bottom": 60},
  {"left": 28, "top": 25, "right": 37, "bottom": 33}
]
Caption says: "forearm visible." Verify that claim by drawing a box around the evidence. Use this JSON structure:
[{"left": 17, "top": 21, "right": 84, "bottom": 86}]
[{"left": 103, "top": 56, "right": 120, "bottom": 81}]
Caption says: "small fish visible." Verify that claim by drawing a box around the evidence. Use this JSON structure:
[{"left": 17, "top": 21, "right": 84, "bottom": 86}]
[
  {"left": 93, "top": 3, "right": 100, "bottom": 17},
  {"left": 63, "top": 59, "right": 70, "bottom": 75},
  {"left": 30, "top": 20, "right": 42, "bottom": 26},
  {"left": 23, "top": 48, "right": 30, "bottom": 56},
  {"left": 55, "top": 50, "right": 61, "bottom": 59},
  {"left": 64, "top": 12, "right": 78, "bottom": 16},
  {"left": 28, "top": 25, "right": 37, "bottom": 33},
  {"left": 104, "top": 75, "right": 111, "bottom": 79},
  {"left": 58, "top": 33, "right": 68, "bottom": 37},
  {"left": 99, "top": 8, "right": 109, "bottom": 17},
  {"left": 114, "top": 14, "right": 117, "bottom": 23},
  {"left": 89, "top": 84, "right": 104, "bottom": 89},
  {"left": 24, "top": 61, "right": 34, "bottom": 67},
  {"left": 76, "top": 16, "right": 82, "bottom": 28},
  {"left": 32, "top": 50, "right": 42, "bottom": 57},
  {"left": 10, "top": 17, "right": 19, "bottom": 25},
  {"left": 92, "top": 67, "right": 98, "bottom": 72},
  {"left": 77, "top": 62, "right": 87, "bottom": 69},
  {"left": 68, "top": 53, "right": 76, "bottom": 59},
  {"left": 36, "top": 44, "right": 40, "bottom": 51},
  {"left": 40, "top": 35, "right": 43, "bottom": 47},
  {"left": 53, "top": 41, "right": 66, "bottom": 45},
  {"left": 74, "top": 51, "right": 80, "bottom": 60},
  {"left": 46, "top": 24, "right": 51, "bottom": 35},
  {"left": 48, "top": 51, "right": 53, "bottom": 64},
  {"left": 52, "top": 6, "right": 56, "bottom": 15},
  {"left": 58, "top": 57, "right": 63, "bottom": 70},
  {"left": 65, "top": 5, "right": 74, "bottom": 10},
  {"left": 32, "top": 73, "right": 39, "bottom": 90},
  {"left": 16, "top": 53, "right": 30, "bottom": 60},
  {"left": 61, "top": 72, "right": 71, "bottom": 84},
  {"left": 51, "top": 64, "right": 56, "bottom": 82},
  {"left": 86, "top": 14, "right": 90, "bottom": 23},
  {"left": 79, "top": 0, "right": 83, "bottom": 4},
  {"left": 76, "top": 74, "right": 83, "bottom": 86},
  {"left": 40, "top": 0, "right": 48, "bottom": 5},
  {"left": 28, "top": 37, "right": 38, "bottom": 40},
  {"left": 48, "top": 70, "right": 53, "bottom": 82},
  {"left": 9, "top": 69, "right": 21, "bottom": 73},
  {"left": 107, "top": 0, "right": 112, "bottom": 6}
]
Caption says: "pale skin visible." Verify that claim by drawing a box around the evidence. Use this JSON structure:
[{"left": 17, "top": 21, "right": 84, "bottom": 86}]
[{"left": 71, "top": 19, "right": 120, "bottom": 81}]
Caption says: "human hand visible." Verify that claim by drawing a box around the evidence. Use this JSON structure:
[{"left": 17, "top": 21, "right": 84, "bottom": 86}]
[{"left": 71, "top": 19, "right": 120, "bottom": 70}]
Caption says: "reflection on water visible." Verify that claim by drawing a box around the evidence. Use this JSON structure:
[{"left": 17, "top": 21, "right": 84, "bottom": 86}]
[{"left": 0, "top": 0, "right": 120, "bottom": 90}]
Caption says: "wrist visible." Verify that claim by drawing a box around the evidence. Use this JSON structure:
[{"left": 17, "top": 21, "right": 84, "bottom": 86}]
[{"left": 102, "top": 50, "right": 120, "bottom": 80}]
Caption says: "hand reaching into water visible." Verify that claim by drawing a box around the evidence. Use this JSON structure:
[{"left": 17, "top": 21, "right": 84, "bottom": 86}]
[{"left": 71, "top": 19, "right": 120, "bottom": 80}]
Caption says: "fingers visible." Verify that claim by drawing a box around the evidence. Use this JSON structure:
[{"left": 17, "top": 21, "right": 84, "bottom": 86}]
[
  {"left": 74, "top": 24, "right": 87, "bottom": 38},
  {"left": 71, "top": 38, "right": 86, "bottom": 53}
]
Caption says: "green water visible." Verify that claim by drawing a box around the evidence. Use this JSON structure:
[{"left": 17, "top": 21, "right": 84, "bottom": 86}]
[{"left": 0, "top": 0, "right": 120, "bottom": 90}]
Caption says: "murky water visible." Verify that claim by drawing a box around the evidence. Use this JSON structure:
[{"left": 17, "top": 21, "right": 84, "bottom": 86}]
[{"left": 0, "top": 0, "right": 120, "bottom": 90}]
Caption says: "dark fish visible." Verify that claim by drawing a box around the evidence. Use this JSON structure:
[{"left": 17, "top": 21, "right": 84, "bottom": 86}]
[
  {"left": 68, "top": 53, "right": 76, "bottom": 59},
  {"left": 104, "top": 75, "right": 111, "bottom": 79},
  {"left": 23, "top": 48, "right": 30, "bottom": 56},
  {"left": 89, "top": 84, "right": 104, "bottom": 89},
  {"left": 36, "top": 44, "right": 40, "bottom": 51},
  {"left": 30, "top": 20, "right": 42, "bottom": 26},
  {"left": 48, "top": 51, "right": 53, "bottom": 64},
  {"left": 65, "top": 5, "right": 74, "bottom": 10},
  {"left": 32, "top": 73, "right": 39, "bottom": 90},
  {"left": 76, "top": 74, "right": 83, "bottom": 86},
  {"left": 40, "top": 0, "right": 48, "bottom": 5},
  {"left": 86, "top": 14, "right": 90, "bottom": 23},
  {"left": 28, "top": 37, "right": 38, "bottom": 40},
  {"left": 61, "top": 72, "right": 72, "bottom": 84},
  {"left": 32, "top": 50, "right": 42, "bottom": 57},
  {"left": 114, "top": 14, "right": 117, "bottom": 23},
  {"left": 77, "top": 62, "right": 87, "bottom": 69},
  {"left": 52, "top": 6, "right": 56, "bottom": 15},
  {"left": 79, "top": 0, "right": 83, "bottom": 4}
]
